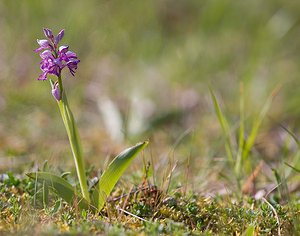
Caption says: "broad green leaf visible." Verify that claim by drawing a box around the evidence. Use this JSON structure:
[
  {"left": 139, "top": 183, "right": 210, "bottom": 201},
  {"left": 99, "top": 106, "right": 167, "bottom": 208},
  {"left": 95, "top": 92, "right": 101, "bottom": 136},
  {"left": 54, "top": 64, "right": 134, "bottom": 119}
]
[
  {"left": 26, "top": 172, "right": 88, "bottom": 209},
  {"left": 43, "top": 160, "right": 49, "bottom": 172},
  {"left": 61, "top": 172, "right": 71, "bottom": 179},
  {"left": 96, "top": 141, "right": 148, "bottom": 210},
  {"left": 27, "top": 172, "right": 75, "bottom": 202},
  {"left": 243, "top": 224, "right": 255, "bottom": 236}
]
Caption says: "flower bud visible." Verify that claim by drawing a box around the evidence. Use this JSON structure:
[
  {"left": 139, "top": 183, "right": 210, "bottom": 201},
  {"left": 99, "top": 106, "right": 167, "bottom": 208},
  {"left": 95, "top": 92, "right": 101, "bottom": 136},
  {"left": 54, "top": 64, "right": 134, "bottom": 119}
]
[
  {"left": 52, "top": 81, "right": 61, "bottom": 101},
  {"left": 54, "top": 29, "right": 65, "bottom": 46},
  {"left": 43, "top": 28, "right": 53, "bottom": 39}
]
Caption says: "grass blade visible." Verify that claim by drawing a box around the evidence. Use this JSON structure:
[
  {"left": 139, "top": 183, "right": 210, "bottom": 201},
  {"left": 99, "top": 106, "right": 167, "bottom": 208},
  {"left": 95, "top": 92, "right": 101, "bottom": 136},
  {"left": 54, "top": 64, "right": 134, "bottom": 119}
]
[
  {"left": 97, "top": 141, "right": 148, "bottom": 210},
  {"left": 242, "top": 85, "right": 280, "bottom": 161},
  {"left": 276, "top": 122, "right": 300, "bottom": 148},
  {"left": 235, "top": 83, "right": 245, "bottom": 178},
  {"left": 284, "top": 162, "right": 300, "bottom": 173},
  {"left": 209, "top": 87, "right": 234, "bottom": 166},
  {"left": 271, "top": 168, "right": 285, "bottom": 200}
]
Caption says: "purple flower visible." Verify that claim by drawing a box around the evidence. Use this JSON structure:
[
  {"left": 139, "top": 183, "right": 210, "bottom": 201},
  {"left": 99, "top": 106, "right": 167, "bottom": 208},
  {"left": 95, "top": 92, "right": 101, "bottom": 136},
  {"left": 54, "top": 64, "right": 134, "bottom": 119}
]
[
  {"left": 58, "top": 46, "right": 78, "bottom": 62},
  {"left": 34, "top": 39, "right": 52, "bottom": 52},
  {"left": 43, "top": 28, "right": 53, "bottom": 40},
  {"left": 53, "top": 29, "right": 65, "bottom": 48},
  {"left": 39, "top": 50, "right": 53, "bottom": 59},
  {"left": 34, "top": 28, "right": 80, "bottom": 80},
  {"left": 52, "top": 81, "right": 61, "bottom": 101},
  {"left": 38, "top": 51, "right": 63, "bottom": 80},
  {"left": 59, "top": 45, "right": 69, "bottom": 54},
  {"left": 65, "top": 59, "right": 80, "bottom": 76}
]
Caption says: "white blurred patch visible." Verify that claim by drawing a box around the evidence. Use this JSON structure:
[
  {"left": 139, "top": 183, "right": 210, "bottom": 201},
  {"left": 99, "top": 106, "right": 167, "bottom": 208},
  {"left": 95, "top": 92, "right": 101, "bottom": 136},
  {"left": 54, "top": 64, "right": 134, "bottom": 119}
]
[
  {"left": 97, "top": 97, "right": 124, "bottom": 142},
  {"left": 127, "top": 95, "right": 156, "bottom": 135},
  {"left": 254, "top": 189, "right": 266, "bottom": 200},
  {"left": 268, "top": 9, "right": 296, "bottom": 39}
]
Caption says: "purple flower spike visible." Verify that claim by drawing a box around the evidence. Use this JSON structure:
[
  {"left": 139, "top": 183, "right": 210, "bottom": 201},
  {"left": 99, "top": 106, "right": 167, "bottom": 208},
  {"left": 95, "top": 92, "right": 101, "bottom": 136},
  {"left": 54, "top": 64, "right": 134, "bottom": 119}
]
[
  {"left": 43, "top": 28, "right": 53, "bottom": 40},
  {"left": 35, "top": 28, "right": 79, "bottom": 81},
  {"left": 52, "top": 81, "right": 61, "bottom": 101}
]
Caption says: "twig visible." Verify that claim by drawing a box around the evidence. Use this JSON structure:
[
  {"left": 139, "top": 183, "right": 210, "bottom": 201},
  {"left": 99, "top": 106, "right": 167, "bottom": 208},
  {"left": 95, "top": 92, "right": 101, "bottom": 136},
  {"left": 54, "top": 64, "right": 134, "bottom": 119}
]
[
  {"left": 34, "top": 171, "right": 38, "bottom": 207},
  {"left": 242, "top": 160, "right": 263, "bottom": 194},
  {"left": 74, "top": 185, "right": 79, "bottom": 222},
  {"left": 106, "top": 198, "right": 111, "bottom": 224},
  {"left": 165, "top": 159, "right": 177, "bottom": 195},
  {"left": 120, "top": 185, "right": 134, "bottom": 220},
  {"left": 265, "top": 183, "right": 282, "bottom": 198},
  {"left": 118, "top": 208, "right": 150, "bottom": 223},
  {"left": 149, "top": 145, "right": 156, "bottom": 186},
  {"left": 262, "top": 197, "right": 281, "bottom": 236},
  {"left": 183, "top": 153, "right": 191, "bottom": 196}
]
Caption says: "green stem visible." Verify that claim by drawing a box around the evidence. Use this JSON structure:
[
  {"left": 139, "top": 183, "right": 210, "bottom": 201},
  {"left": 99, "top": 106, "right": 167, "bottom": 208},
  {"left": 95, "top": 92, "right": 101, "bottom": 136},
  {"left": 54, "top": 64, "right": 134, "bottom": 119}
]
[
  {"left": 54, "top": 78, "right": 90, "bottom": 203},
  {"left": 57, "top": 73, "right": 63, "bottom": 96}
]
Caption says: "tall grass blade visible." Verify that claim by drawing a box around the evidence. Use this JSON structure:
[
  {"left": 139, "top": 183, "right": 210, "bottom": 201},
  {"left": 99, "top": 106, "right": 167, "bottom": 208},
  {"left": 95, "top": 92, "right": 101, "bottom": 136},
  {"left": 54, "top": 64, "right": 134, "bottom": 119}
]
[
  {"left": 274, "top": 122, "right": 300, "bottom": 176},
  {"left": 276, "top": 122, "right": 300, "bottom": 148},
  {"left": 242, "top": 85, "right": 280, "bottom": 161},
  {"left": 97, "top": 141, "right": 148, "bottom": 210},
  {"left": 284, "top": 162, "right": 300, "bottom": 173},
  {"left": 209, "top": 87, "right": 234, "bottom": 166},
  {"left": 235, "top": 83, "right": 245, "bottom": 178},
  {"left": 272, "top": 168, "right": 284, "bottom": 200}
]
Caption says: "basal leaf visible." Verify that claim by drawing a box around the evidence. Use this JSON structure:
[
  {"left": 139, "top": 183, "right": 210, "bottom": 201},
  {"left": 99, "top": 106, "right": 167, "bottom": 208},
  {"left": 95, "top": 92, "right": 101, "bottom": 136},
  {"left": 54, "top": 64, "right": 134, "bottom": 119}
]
[
  {"left": 26, "top": 172, "right": 88, "bottom": 209},
  {"left": 243, "top": 224, "right": 255, "bottom": 236},
  {"left": 96, "top": 141, "right": 148, "bottom": 210},
  {"left": 27, "top": 172, "right": 75, "bottom": 201}
]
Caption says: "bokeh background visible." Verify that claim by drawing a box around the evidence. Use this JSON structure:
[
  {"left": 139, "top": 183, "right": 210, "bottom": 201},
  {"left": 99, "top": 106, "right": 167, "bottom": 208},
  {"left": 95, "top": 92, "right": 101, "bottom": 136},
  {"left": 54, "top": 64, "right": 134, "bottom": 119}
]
[{"left": 1, "top": 0, "right": 300, "bottom": 192}]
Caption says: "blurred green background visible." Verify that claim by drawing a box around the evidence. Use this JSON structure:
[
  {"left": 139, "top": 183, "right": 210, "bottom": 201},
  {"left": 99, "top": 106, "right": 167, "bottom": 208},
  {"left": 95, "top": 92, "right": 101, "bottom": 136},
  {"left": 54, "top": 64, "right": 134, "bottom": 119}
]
[{"left": 1, "top": 0, "right": 300, "bottom": 190}]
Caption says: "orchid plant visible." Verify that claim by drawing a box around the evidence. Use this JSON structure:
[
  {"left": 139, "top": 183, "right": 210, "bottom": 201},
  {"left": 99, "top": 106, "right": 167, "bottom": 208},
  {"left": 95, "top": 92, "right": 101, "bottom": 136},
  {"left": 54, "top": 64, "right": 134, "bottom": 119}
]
[{"left": 27, "top": 28, "right": 148, "bottom": 211}]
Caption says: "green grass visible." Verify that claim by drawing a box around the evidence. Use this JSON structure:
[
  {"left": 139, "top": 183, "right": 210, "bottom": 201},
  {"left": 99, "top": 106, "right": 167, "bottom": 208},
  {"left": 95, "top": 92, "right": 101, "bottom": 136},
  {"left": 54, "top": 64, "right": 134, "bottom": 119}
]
[
  {"left": 1, "top": 0, "right": 300, "bottom": 235},
  {"left": 1, "top": 170, "right": 299, "bottom": 235}
]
